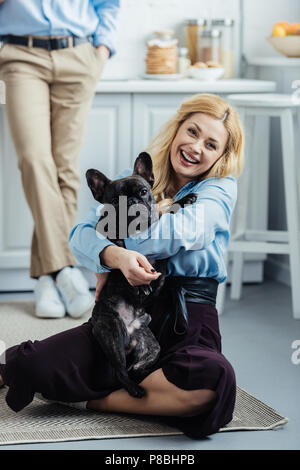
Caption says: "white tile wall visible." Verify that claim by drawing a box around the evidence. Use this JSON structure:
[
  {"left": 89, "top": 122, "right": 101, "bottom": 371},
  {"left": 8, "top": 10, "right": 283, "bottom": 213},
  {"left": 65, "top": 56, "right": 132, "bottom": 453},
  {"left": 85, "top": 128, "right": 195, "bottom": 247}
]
[
  {"left": 102, "top": 0, "right": 240, "bottom": 79},
  {"left": 102, "top": 0, "right": 300, "bottom": 80}
]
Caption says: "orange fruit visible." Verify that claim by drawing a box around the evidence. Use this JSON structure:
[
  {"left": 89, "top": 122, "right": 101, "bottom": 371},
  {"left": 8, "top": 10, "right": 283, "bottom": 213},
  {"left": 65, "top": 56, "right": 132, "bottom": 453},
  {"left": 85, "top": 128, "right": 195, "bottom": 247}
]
[
  {"left": 286, "top": 23, "right": 300, "bottom": 35},
  {"left": 275, "top": 21, "right": 290, "bottom": 32},
  {"left": 272, "top": 25, "right": 287, "bottom": 36}
]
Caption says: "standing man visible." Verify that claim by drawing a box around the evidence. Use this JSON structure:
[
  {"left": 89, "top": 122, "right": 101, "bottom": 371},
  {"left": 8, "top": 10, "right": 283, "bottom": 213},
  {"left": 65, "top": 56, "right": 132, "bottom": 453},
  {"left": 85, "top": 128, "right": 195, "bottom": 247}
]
[{"left": 0, "top": 0, "right": 120, "bottom": 318}]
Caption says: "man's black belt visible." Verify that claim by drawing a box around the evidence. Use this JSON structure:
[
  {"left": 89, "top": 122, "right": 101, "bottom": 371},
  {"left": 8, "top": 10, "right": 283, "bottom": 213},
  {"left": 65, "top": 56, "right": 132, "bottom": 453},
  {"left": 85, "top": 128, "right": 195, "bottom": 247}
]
[
  {"left": 0, "top": 35, "right": 93, "bottom": 50},
  {"left": 160, "top": 276, "right": 219, "bottom": 336}
]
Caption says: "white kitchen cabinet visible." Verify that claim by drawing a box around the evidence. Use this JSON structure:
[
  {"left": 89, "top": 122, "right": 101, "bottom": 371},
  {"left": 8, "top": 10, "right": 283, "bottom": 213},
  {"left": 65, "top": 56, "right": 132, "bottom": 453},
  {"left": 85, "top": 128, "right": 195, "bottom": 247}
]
[
  {"left": 0, "top": 79, "right": 276, "bottom": 291},
  {"left": 0, "top": 94, "right": 131, "bottom": 290},
  {"left": 0, "top": 106, "right": 33, "bottom": 269},
  {"left": 76, "top": 94, "right": 131, "bottom": 224}
]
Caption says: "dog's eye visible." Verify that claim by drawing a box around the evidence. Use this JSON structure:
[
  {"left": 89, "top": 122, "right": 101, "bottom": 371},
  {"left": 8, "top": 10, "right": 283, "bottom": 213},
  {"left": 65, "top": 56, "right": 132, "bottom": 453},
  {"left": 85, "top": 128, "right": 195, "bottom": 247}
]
[
  {"left": 140, "top": 188, "right": 148, "bottom": 197},
  {"left": 111, "top": 197, "right": 119, "bottom": 205}
]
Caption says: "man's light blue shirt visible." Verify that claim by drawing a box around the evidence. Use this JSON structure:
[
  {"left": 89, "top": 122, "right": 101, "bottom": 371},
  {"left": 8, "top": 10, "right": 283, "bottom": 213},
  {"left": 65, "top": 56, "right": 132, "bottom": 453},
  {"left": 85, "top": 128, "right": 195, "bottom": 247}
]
[
  {"left": 68, "top": 169, "right": 237, "bottom": 283},
  {"left": 0, "top": 0, "right": 120, "bottom": 56}
]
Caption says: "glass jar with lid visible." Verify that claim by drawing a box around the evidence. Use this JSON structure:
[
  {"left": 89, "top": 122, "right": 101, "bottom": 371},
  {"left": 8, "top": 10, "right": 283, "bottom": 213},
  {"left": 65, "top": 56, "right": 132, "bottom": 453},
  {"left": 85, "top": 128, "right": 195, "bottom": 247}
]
[
  {"left": 177, "top": 47, "right": 191, "bottom": 76},
  {"left": 197, "top": 29, "right": 222, "bottom": 65},
  {"left": 185, "top": 19, "right": 207, "bottom": 65},
  {"left": 145, "top": 30, "right": 178, "bottom": 74},
  {"left": 211, "top": 19, "right": 235, "bottom": 78}
]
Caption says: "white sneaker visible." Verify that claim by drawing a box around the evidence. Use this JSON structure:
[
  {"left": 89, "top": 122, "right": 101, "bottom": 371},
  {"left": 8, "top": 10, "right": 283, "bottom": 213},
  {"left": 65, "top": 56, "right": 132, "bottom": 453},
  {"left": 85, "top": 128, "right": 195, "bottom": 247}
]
[
  {"left": 34, "top": 275, "right": 66, "bottom": 318},
  {"left": 56, "top": 267, "right": 94, "bottom": 318}
]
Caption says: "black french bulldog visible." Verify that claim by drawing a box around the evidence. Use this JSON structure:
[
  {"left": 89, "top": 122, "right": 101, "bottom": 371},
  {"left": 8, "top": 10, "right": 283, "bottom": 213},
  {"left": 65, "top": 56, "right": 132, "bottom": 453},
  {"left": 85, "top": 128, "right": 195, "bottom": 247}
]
[{"left": 86, "top": 152, "right": 197, "bottom": 398}]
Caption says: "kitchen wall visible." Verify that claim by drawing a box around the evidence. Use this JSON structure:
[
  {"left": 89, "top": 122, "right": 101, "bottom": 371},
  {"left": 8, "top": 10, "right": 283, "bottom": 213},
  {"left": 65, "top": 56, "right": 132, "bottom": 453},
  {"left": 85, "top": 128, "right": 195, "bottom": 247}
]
[
  {"left": 103, "top": 0, "right": 241, "bottom": 79},
  {"left": 243, "top": 0, "right": 300, "bottom": 59},
  {"left": 103, "top": 0, "right": 300, "bottom": 80}
]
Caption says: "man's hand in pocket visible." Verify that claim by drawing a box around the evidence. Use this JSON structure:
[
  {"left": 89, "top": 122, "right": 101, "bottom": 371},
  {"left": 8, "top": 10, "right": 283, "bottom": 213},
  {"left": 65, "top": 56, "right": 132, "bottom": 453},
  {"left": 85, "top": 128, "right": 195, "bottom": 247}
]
[{"left": 96, "top": 45, "right": 110, "bottom": 62}]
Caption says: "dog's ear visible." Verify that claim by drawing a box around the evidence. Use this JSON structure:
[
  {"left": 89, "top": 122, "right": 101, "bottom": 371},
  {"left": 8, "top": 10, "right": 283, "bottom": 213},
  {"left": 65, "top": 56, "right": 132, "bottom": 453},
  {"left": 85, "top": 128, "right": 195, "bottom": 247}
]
[
  {"left": 132, "top": 152, "right": 154, "bottom": 188},
  {"left": 86, "top": 169, "right": 111, "bottom": 202}
]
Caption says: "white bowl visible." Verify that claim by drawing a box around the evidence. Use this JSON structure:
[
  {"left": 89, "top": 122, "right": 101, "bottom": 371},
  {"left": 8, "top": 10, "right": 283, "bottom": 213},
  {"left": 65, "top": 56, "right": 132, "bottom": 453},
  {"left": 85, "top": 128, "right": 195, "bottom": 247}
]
[
  {"left": 188, "top": 67, "right": 225, "bottom": 81},
  {"left": 267, "top": 36, "right": 300, "bottom": 57}
]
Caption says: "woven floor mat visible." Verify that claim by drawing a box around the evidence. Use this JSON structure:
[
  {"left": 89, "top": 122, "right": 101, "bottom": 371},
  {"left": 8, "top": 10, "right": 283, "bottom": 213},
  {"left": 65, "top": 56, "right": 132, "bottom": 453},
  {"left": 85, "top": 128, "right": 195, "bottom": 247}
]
[{"left": 0, "top": 301, "right": 288, "bottom": 445}]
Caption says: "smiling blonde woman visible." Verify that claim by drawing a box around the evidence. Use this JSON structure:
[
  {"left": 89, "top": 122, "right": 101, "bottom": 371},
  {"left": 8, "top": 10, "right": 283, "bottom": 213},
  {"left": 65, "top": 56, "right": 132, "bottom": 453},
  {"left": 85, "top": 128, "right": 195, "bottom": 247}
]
[{"left": 0, "top": 93, "right": 244, "bottom": 440}]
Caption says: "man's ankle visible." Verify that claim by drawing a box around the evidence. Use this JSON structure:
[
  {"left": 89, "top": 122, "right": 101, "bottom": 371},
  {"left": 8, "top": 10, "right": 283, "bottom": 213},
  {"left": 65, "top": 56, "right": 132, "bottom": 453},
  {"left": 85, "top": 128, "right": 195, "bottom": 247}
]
[
  {"left": 50, "top": 266, "right": 73, "bottom": 281},
  {"left": 0, "top": 374, "right": 4, "bottom": 387}
]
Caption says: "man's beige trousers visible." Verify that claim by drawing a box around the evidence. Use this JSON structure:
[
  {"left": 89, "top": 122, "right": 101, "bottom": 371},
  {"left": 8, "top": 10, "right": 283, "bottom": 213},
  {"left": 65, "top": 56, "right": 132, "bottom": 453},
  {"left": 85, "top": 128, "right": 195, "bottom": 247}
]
[{"left": 0, "top": 42, "right": 104, "bottom": 278}]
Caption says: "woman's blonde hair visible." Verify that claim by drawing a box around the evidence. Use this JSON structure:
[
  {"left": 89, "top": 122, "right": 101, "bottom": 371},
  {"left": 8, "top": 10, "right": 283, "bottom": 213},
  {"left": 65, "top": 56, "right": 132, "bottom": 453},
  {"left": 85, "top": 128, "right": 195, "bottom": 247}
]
[{"left": 146, "top": 93, "right": 244, "bottom": 211}]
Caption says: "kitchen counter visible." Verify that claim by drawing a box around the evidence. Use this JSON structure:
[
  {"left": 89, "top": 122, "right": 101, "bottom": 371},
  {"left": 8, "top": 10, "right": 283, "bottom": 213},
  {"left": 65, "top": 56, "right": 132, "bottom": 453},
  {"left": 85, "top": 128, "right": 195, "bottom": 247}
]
[
  {"left": 95, "top": 78, "right": 276, "bottom": 93},
  {"left": 247, "top": 56, "right": 300, "bottom": 67}
]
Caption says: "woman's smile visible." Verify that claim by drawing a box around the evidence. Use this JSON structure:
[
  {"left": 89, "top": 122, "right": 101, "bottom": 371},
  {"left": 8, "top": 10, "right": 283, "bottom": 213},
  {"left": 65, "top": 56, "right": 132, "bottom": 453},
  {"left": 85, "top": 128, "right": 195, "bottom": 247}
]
[{"left": 179, "top": 149, "right": 201, "bottom": 166}]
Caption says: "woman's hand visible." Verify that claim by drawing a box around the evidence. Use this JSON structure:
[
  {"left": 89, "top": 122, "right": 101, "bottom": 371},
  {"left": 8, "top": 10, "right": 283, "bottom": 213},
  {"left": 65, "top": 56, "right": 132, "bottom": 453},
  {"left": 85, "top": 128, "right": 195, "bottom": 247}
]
[
  {"left": 95, "top": 272, "right": 110, "bottom": 301},
  {"left": 118, "top": 249, "right": 162, "bottom": 287},
  {"left": 100, "top": 245, "right": 161, "bottom": 286}
]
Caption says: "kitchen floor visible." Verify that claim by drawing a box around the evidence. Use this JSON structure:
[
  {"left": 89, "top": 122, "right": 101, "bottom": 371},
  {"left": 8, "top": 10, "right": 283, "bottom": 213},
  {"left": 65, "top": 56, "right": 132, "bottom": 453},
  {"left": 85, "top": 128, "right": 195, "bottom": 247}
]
[{"left": 0, "top": 279, "right": 299, "bottom": 451}]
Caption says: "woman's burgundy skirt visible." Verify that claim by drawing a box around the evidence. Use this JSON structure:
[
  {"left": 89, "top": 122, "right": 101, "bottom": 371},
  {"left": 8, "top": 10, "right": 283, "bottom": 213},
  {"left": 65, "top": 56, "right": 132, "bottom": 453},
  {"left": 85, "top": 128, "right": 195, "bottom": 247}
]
[{"left": 0, "top": 291, "right": 236, "bottom": 439}]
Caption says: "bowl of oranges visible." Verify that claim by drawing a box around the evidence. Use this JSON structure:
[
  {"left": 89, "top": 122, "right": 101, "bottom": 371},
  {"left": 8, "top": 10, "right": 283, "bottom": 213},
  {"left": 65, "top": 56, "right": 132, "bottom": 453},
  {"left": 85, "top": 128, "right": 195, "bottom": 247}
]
[{"left": 268, "top": 21, "right": 300, "bottom": 57}]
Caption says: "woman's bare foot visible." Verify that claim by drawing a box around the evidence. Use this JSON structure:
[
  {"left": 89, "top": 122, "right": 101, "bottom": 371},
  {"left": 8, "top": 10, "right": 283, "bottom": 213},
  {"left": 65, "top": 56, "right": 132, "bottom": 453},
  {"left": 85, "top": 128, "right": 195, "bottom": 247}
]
[{"left": 0, "top": 374, "right": 4, "bottom": 387}]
